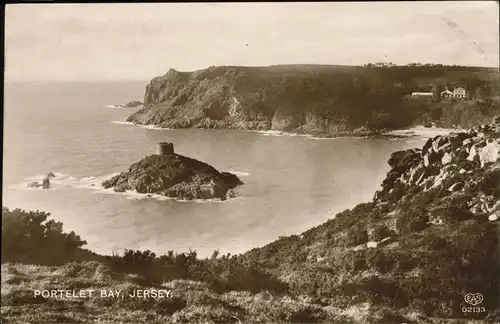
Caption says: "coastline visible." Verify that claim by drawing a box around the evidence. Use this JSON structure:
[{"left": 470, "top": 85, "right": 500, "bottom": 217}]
[{"left": 112, "top": 119, "right": 459, "bottom": 140}]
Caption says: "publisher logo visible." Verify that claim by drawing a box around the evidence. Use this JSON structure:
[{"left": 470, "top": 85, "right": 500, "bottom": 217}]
[{"left": 464, "top": 293, "right": 484, "bottom": 306}]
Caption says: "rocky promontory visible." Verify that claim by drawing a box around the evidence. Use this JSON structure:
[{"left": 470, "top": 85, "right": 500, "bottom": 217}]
[
  {"left": 102, "top": 153, "right": 243, "bottom": 200},
  {"left": 127, "top": 65, "right": 404, "bottom": 136},
  {"left": 126, "top": 65, "right": 499, "bottom": 136}
]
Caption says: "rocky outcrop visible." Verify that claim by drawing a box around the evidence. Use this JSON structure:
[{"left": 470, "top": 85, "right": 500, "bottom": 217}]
[
  {"left": 126, "top": 65, "right": 418, "bottom": 136},
  {"left": 111, "top": 101, "right": 144, "bottom": 108},
  {"left": 123, "top": 101, "right": 143, "bottom": 108},
  {"left": 374, "top": 116, "right": 500, "bottom": 218},
  {"left": 26, "top": 172, "right": 55, "bottom": 189},
  {"left": 126, "top": 65, "right": 500, "bottom": 135},
  {"left": 102, "top": 154, "right": 243, "bottom": 200},
  {"left": 242, "top": 116, "right": 500, "bottom": 322}
]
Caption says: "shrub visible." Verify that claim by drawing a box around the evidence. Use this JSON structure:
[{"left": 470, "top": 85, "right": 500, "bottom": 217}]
[
  {"left": 345, "top": 228, "right": 369, "bottom": 247},
  {"left": 480, "top": 169, "right": 500, "bottom": 197},
  {"left": 109, "top": 248, "right": 288, "bottom": 294},
  {"left": 363, "top": 276, "right": 408, "bottom": 307},
  {"left": 396, "top": 210, "right": 429, "bottom": 234},
  {"left": 154, "top": 296, "right": 188, "bottom": 315},
  {"left": 1, "top": 207, "right": 87, "bottom": 265},
  {"left": 286, "top": 303, "right": 326, "bottom": 323},
  {"left": 1, "top": 287, "right": 47, "bottom": 306},
  {"left": 371, "top": 225, "right": 395, "bottom": 241},
  {"left": 366, "top": 250, "right": 395, "bottom": 273},
  {"left": 396, "top": 253, "right": 414, "bottom": 272}
]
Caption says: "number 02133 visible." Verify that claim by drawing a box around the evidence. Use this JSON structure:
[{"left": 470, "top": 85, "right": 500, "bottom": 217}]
[{"left": 462, "top": 306, "right": 486, "bottom": 313}]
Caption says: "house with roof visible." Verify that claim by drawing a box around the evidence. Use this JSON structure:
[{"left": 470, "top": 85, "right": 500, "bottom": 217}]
[{"left": 441, "top": 86, "right": 468, "bottom": 99}]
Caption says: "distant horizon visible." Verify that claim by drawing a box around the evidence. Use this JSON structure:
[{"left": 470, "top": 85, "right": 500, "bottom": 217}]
[
  {"left": 4, "top": 61, "right": 500, "bottom": 83},
  {"left": 5, "top": 2, "right": 498, "bottom": 81}
]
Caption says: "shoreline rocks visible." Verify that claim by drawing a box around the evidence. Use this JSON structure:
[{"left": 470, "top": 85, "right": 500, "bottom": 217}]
[
  {"left": 374, "top": 116, "right": 500, "bottom": 216},
  {"left": 109, "top": 101, "right": 144, "bottom": 109},
  {"left": 102, "top": 154, "right": 243, "bottom": 201}
]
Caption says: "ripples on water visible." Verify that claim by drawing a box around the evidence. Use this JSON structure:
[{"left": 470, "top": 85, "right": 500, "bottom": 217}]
[{"left": 3, "top": 81, "right": 426, "bottom": 257}]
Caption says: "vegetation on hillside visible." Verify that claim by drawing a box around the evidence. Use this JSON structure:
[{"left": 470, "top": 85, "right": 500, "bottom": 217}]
[
  {"left": 127, "top": 64, "right": 499, "bottom": 135},
  {"left": 1, "top": 208, "right": 97, "bottom": 265}
]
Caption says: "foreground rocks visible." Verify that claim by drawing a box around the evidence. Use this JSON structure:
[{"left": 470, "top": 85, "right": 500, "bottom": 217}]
[
  {"left": 374, "top": 116, "right": 500, "bottom": 219},
  {"left": 102, "top": 154, "right": 243, "bottom": 200},
  {"left": 241, "top": 116, "right": 500, "bottom": 322}
]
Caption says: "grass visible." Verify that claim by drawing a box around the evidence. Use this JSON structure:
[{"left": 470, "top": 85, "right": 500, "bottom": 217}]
[{"left": 0, "top": 262, "right": 352, "bottom": 323}]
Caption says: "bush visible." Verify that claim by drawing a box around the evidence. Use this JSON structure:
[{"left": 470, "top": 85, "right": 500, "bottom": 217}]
[
  {"left": 396, "top": 210, "right": 429, "bottom": 234},
  {"left": 345, "top": 228, "right": 369, "bottom": 246},
  {"left": 366, "top": 251, "right": 395, "bottom": 273},
  {"left": 1, "top": 207, "right": 87, "bottom": 265},
  {"left": 1, "top": 288, "right": 47, "bottom": 306},
  {"left": 371, "top": 225, "right": 395, "bottom": 241},
  {"left": 109, "top": 248, "right": 288, "bottom": 294},
  {"left": 154, "top": 297, "right": 188, "bottom": 315}
]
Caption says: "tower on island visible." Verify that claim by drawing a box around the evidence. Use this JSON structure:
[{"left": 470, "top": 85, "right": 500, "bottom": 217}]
[{"left": 156, "top": 142, "right": 174, "bottom": 155}]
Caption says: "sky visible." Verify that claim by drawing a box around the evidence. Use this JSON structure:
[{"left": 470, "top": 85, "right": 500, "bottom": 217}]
[{"left": 4, "top": 1, "right": 500, "bottom": 81}]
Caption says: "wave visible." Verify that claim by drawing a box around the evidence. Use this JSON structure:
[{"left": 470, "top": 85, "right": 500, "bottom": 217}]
[
  {"left": 10, "top": 172, "right": 117, "bottom": 192},
  {"left": 110, "top": 121, "right": 135, "bottom": 125},
  {"left": 141, "top": 124, "right": 169, "bottom": 131},
  {"left": 308, "top": 135, "right": 369, "bottom": 140},
  {"left": 252, "top": 130, "right": 313, "bottom": 138},
  {"left": 383, "top": 126, "right": 466, "bottom": 139},
  {"left": 105, "top": 104, "right": 144, "bottom": 109},
  {"left": 11, "top": 172, "right": 237, "bottom": 203},
  {"left": 227, "top": 170, "right": 250, "bottom": 177},
  {"left": 251, "top": 130, "right": 371, "bottom": 140},
  {"left": 120, "top": 190, "right": 238, "bottom": 203},
  {"left": 110, "top": 121, "right": 170, "bottom": 131}
]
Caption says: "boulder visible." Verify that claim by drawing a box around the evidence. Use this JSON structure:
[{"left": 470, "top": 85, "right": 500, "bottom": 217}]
[{"left": 478, "top": 139, "right": 500, "bottom": 166}]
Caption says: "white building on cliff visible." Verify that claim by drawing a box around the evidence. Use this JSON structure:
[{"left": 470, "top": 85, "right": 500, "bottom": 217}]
[
  {"left": 441, "top": 86, "right": 467, "bottom": 99},
  {"left": 411, "top": 92, "right": 433, "bottom": 98}
]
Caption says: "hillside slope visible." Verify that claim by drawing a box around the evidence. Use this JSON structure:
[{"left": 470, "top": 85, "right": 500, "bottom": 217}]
[
  {"left": 241, "top": 116, "right": 500, "bottom": 321},
  {"left": 127, "top": 64, "right": 499, "bottom": 136}
]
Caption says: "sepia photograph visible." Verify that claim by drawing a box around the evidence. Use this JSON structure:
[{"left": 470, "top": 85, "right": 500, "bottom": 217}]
[{"left": 2, "top": 1, "right": 499, "bottom": 323}]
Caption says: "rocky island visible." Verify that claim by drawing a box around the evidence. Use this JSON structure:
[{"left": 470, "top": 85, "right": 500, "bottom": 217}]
[{"left": 102, "top": 142, "right": 243, "bottom": 200}]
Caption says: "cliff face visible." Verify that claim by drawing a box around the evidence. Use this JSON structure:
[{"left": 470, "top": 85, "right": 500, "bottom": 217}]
[
  {"left": 127, "top": 65, "right": 499, "bottom": 135},
  {"left": 127, "top": 65, "right": 412, "bottom": 136},
  {"left": 102, "top": 154, "right": 243, "bottom": 200},
  {"left": 241, "top": 116, "right": 500, "bottom": 322}
]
